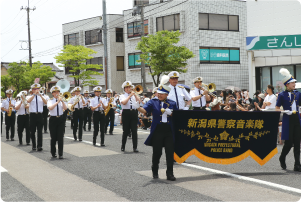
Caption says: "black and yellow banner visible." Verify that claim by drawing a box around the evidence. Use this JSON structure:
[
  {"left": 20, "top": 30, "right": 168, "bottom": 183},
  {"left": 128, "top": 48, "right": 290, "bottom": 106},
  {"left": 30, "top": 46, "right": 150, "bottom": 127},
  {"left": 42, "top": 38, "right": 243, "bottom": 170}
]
[{"left": 172, "top": 111, "right": 280, "bottom": 166}]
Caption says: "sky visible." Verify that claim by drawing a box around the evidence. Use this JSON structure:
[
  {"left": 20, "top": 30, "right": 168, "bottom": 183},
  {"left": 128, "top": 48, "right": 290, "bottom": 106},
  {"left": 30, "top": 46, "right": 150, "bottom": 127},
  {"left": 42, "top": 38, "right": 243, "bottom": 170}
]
[{"left": 0, "top": 0, "right": 133, "bottom": 68}]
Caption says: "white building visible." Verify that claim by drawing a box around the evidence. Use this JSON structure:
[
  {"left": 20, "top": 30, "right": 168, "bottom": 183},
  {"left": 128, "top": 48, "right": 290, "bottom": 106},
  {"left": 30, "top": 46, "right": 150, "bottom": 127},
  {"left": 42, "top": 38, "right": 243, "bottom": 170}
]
[
  {"left": 62, "top": 14, "right": 125, "bottom": 93},
  {"left": 62, "top": 0, "right": 248, "bottom": 93},
  {"left": 246, "top": 0, "right": 301, "bottom": 95}
]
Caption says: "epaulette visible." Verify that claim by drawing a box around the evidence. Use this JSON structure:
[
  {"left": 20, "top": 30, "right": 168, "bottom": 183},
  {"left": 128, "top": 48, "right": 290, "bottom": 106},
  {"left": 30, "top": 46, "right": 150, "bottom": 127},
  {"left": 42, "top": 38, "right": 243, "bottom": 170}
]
[
  {"left": 191, "top": 88, "right": 195, "bottom": 90},
  {"left": 178, "top": 85, "right": 184, "bottom": 89},
  {"left": 50, "top": 98, "right": 54, "bottom": 100}
]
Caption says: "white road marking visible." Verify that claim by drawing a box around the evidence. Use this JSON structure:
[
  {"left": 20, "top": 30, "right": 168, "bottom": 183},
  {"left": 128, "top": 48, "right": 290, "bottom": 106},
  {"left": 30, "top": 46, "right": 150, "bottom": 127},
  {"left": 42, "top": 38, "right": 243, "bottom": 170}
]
[
  {"left": 1, "top": 166, "right": 8, "bottom": 172},
  {"left": 64, "top": 136, "right": 101, "bottom": 146},
  {"left": 182, "top": 163, "right": 301, "bottom": 194}
]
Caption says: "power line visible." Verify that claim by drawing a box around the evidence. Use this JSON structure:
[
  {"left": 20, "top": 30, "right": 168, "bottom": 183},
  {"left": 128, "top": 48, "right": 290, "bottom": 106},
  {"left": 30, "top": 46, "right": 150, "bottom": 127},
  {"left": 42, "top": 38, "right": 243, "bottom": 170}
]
[
  {"left": 1, "top": 12, "right": 27, "bottom": 35},
  {"left": 1, "top": 42, "right": 20, "bottom": 59}
]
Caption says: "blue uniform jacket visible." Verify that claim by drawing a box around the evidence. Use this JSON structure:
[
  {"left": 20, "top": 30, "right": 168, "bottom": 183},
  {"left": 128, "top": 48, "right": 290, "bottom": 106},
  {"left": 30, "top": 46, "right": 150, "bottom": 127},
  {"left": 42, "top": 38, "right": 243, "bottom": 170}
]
[
  {"left": 143, "top": 98, "right": 178, "bottom": 146},
  {"left": 276, "top": 90, "right": 301, "bottom": 140}
]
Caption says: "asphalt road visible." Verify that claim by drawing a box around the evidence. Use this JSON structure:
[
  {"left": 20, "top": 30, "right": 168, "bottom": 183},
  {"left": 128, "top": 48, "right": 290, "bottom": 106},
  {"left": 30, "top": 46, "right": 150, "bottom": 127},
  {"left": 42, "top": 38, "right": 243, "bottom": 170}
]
[{"left": 1, "top": 119, "right": 301, "bottom": 201}]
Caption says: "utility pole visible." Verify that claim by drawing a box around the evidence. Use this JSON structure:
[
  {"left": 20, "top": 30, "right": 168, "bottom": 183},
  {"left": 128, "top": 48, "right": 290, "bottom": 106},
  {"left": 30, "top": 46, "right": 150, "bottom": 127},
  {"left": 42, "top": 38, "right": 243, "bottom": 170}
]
[
  {"left": 21, "top": 0, "right": 35, "bottom": 67},
  {"left": 103, "top": 0, "right": 108, "bottom": 89},
  {"left": 140, "top": 5, "right": 146, "bottom": 92}
]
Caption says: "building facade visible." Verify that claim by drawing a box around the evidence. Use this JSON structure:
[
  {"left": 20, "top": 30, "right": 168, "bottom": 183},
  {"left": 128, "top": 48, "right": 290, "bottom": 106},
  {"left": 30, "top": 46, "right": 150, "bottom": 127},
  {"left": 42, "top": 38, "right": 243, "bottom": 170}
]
[{"left": 246, "top": 0, "right": 301, "bottom": 95}]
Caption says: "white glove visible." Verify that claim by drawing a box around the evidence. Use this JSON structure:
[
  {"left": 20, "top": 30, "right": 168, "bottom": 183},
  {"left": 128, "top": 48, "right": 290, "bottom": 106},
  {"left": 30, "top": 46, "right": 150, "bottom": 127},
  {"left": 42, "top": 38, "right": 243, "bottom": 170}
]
[
  {"left": 284, "top": 110, "right": 293, "bottom": 115},
  {"left": 165, "top": 108, "right": 172, "bottom": 115},
  {"left": 184, "top": 107, "right": 189, "bottom": 110},
  {"left": 132, "top": 101, "right": 140, "bottom": 109}
]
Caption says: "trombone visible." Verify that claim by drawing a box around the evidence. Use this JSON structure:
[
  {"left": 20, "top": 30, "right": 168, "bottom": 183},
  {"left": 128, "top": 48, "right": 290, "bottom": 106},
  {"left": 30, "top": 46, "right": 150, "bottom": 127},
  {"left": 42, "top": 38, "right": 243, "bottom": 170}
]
[{"left": 131, "top": 85, "right": 143, "bottom": 95}]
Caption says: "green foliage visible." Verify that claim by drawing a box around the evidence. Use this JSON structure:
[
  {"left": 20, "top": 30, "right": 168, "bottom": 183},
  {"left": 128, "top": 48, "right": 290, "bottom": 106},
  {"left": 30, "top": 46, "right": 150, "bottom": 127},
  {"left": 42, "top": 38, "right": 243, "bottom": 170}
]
[
  {"left": 55, "top": 45, "right": 103, "bottom": 87},
  {"left": 25, "top": 61, "right": 55, "bottom": 85},
  {"left": 1, "top": 91, "right": 5, "bottom": 98},
  {"left": 1, "top": 75, "right": 12, "bottom": 93},
  {"left": 7, "top": 61, "right": 30, "bottom": 94},
  {"left": 136, "top": 30, "right": 195, "bottom": 86}
]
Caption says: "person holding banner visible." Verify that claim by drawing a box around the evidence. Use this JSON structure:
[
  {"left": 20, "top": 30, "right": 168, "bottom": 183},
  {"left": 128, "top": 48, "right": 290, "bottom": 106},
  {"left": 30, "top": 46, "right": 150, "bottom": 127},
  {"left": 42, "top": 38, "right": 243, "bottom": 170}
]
[
  {"left": 134, "top": 75, "right": 178, "bottom": 181},
  {"left": 276, "top": 68, "right": 301, "bottom": 172},
  {"left": 190, "top": 77, "right": 210, "bottom": 110}
]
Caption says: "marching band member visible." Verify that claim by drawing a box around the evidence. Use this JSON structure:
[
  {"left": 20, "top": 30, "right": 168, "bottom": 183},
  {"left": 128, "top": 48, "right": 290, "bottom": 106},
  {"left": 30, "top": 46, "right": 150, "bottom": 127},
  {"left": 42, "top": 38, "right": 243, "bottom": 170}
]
[
  {"left": 90, "top": 86, "right": 107, "bottom": 146},
  {"left": 15, "top": 91, "right": 30, "bottom": 145},
  {"left": 135, "top": 75, "right": 178, "bottom": 181},
  {"left": 47, "top": 86, "right": 67, "bottom": 159},
  {"left": 105, "top": 89, "right": 116, "bottom": 135},
  {"left": 119, "top": 81, "right": 141, "bottom": 152},
  {"left": 1, "top": 96, "right": 3, "bottom": 135},
  {"left": 190, "top": 77, "right": 210, "bottom": 110},
  {"left": 152, "top": 87, "right": 158, "bottom": 99},
  {"left": 68, "top": 86, "right": 85, "bottom": 141},
  {"left": 70, "top": 89, "right": 75, "bottom": 130},
  {"left": 167, "top": 71, "right": 192, "bottom": 110},
  {"left": 1, "top": 89, "right": 16, "bottom": 141},
  {"left": 83, "top": 90, "right": 92, "bottom": 131},
  {"left": 29, "top": 89, "right": 33, "bottom": 96},
  {"left": 276, "top": 68, "right": 301, "bottom": 172},
  {"left": 27, "top": 83, "right": 48, "bottom": 151},
  {"left": 40, "top": 87, "right": 50, "bottom": 133}
]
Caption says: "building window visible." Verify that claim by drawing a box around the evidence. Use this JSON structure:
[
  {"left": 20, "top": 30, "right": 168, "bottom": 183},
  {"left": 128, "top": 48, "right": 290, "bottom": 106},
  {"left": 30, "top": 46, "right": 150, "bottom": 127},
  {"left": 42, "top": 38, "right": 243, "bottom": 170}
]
[
  {"left": 86, "top": 57, "right": 103, "bottom": 71},
  {"left": 85, "top": 29, "right": 102, "bottom": 45},
  {"left": 156, "top": 14, "right": 180, "bottom": 32},
  {"left": 199, "top": 47, "right": 240, "bottom": 64},
  {"left": 117, "top": 56, "right": 124, "bottom": 71},
  {"left": 199, "top": 13, "right": 239, "bottom": 31},
  {"left": 116, "top": 28, "right": 124, "bottom": 42},
  {"left": 134, "top": 0, "right": 149, "bottom": 6},
  {"left": 128, "top": 53, "right": 149, "bottom": 69},
  {"left": 64, "top": 33, "right": 79, "bottom": 46},
  {"left": 127, "top": 20, "right": 148, "bottom": 38}
]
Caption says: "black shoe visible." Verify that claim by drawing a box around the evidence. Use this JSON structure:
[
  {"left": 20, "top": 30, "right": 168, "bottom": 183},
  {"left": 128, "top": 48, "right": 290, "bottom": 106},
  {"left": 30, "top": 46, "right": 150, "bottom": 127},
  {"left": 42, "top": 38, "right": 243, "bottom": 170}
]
[
  {"left": 71, "top": 127, "right": 73, "bottom": 130},
  {"left": 101, "top": 144, "right": 105, "bottom": 147},
  {"left": 11, "top": 138, "right": 14, "bottom": 141},
  {"left": 133, "top": 148, "right": 139, "bottom": 153},
  {"left": 121, "top": 146, "right": 125, "bottom": 152},
  {"left": 37, "top": 147, "right": 43, "bottom": 151},
  {"left": 167, "top": 174, "right": 176, "bottom": 181},
  {"left": 79, "top": 139, "right": 82, "bottom": 141},
  {"left": 109, "top": 132, "right": 113, "bottom": 135},
  {"left": 93, "top": 142, "right": 96, "bottom": 146},
  {"left": 294, "top": 165, "right": 301, "bottom": 172},
  {"left": 52, "top": 155, "right": 57, "bottom": 158},
  {"left": 153, "top": 173, "right": 159, "bottom": 179},
  {"left": 59, "top": 156, "right": 63, "bottom": 159},
  {"left": 279, "top": 157, "right": 286, "bottom": 170},
  {"left": 32, "top": 147, "right": 36, "bottom": 151},
  {"left": 84, "top": 128, "right": 86, "bottom": 131},
  {"left": 27, "top": 143, "right": 30, "bottom": 145},
  {"left": 88, "top": 129, "right": 91, "bottom": 131},
  {"left": 19, "top": 142, "right": 23, "bottom": 145},
  {"left": 44, "top": 131, "right": 48, "bottom": 133}
]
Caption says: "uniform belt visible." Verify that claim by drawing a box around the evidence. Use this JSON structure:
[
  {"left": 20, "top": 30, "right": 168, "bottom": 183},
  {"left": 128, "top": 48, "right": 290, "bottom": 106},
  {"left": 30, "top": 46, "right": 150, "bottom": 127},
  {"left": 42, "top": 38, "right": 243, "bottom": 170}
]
[
  {"left": 74, "top": 108, "right": 82, "bottom": 110},
  {"left": 51, "top": 115, "right": 63, "bottom": 118},
  {"left": 18, "top": 114, "right": 28, "bottom": 116},
  {"left": 95, "top": 110, "right": 104, "bottom": 112},
  {"left": 30, "top": 112, "right": 42, "bottom": 114},
  {"left": 123, "top": 109, "right": 137, "bottom": 111}
]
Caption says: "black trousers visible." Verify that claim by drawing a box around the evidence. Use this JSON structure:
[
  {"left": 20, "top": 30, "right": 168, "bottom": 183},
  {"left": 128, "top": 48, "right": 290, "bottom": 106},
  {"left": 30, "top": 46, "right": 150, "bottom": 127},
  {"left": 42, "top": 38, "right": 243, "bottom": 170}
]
[
  {"left": 83, "top": 107, "right": 92, "bottom": 130},
  {"left": 30, "top": 113, "right": 43, "bottom": 149},
  {"left": 42, "top": 106, "right": 48, "bottom": 132},
  {"left": 1, "top": 112, "right": 3, "bottom": 134},
  {"left": 280, "top": 114, "right": 301, "bottom": 166},
  {"left": 93, "top": 111, "right": 105, "bottom": 144},
  {"left": 72, "top": 109, "right": 83, "bottom": 140},
  {"left": 63, "top": 110, "right": 68, "bottom": 133},
  {"left": 151, "top": 123, "right": 174, "bottom": 175},
  {"left": 17, "top": 114, "right": 30, "bottom": 144},
  {"left": 105, "top": 108, "right": 115, "bottom": 133},
  {"left": 193, "top": 107, "right": 206, "bottom": 110},
  {"left": 122, "top": 109, "right": 138, "bottom": 149},
  {"left": 5, "top": 112, "right": 15, "bottom": 140},
  {"left": 49, "top": 116, "right": 65, "bottom": 156}
]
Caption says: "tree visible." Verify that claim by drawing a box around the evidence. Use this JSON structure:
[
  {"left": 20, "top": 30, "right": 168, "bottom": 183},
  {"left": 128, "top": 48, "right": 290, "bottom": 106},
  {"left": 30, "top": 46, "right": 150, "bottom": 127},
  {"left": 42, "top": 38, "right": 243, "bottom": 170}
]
[
  {"left": 136, "top": 30, "right": 195, "bottom": 86},
  {"left": 7, "top": 61, "right": 30, "bottom": 94},
  {"left": 25, "top": 61, "right": 56, "bottom": 86},
  {"left": 54, "top": 45, "right": 103, "bottom": 87},
  {"left": 0, "top": 75, "right": 11, "bottom": 92}
]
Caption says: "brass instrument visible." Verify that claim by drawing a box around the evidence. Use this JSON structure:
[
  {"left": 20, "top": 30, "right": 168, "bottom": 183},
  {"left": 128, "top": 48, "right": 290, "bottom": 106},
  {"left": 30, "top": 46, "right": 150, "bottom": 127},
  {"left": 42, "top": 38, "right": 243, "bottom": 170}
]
[
  {"left": 105, "top": 97, "right": 114, "bottom": 116},
  {"left": 132, "top": 85, "right": 143, "bottom": 95},
  {"left": 60, "top": 92, "right": 71, "bottom": 102},
  {"left": 161, "top": 100, "right": 171, "bottom": 114},
  {"left": 67, "top": 95, "right": 82, "bottom": 112},
  {"left": 200, "top": 83, "right": 216, "bottom": 97},
  {"left": 7, "top": 99, "right": 13, "bottom": 117}
]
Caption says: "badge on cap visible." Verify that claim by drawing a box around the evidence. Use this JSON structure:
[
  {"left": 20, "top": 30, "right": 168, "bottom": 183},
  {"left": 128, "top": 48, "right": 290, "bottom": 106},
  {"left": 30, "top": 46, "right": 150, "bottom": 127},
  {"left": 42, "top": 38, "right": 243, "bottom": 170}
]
[{"left": 173, "top": 73, "right": 177, "bottom": 76}]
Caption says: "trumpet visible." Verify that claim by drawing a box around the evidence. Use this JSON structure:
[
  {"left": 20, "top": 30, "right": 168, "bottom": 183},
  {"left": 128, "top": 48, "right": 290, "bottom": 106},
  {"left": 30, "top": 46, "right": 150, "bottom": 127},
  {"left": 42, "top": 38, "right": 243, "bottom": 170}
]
[
  {"left": 67, "top": 95, "right": 83, "bottom": 112},
  {"left": 60, "top": 92, "right": 71, "bottom": 101}
]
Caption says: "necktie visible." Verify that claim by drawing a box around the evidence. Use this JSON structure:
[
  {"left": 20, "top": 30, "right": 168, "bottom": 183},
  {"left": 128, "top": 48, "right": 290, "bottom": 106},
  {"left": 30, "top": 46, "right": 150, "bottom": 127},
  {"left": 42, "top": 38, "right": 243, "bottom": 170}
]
[
  {"left": 174, "top": 87, "right": 179, "bottom": 109},
  {"left": 56, "top": 99, "right": 59, "bottom": 116},
  {"left": 78, "top": 97, "right": 80, "bottom": 108},
  {"left": 199, "top": 89, "right": 202, "bottom": 107},
  {"left": 130, "top": 97, "right": 132, "bottom": 109},
  {"left": 98, "top": 97, "right": 101, "bottom": 111},
  {"left": 36, "top": 95, "right": 38, "bottom": 112}
]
